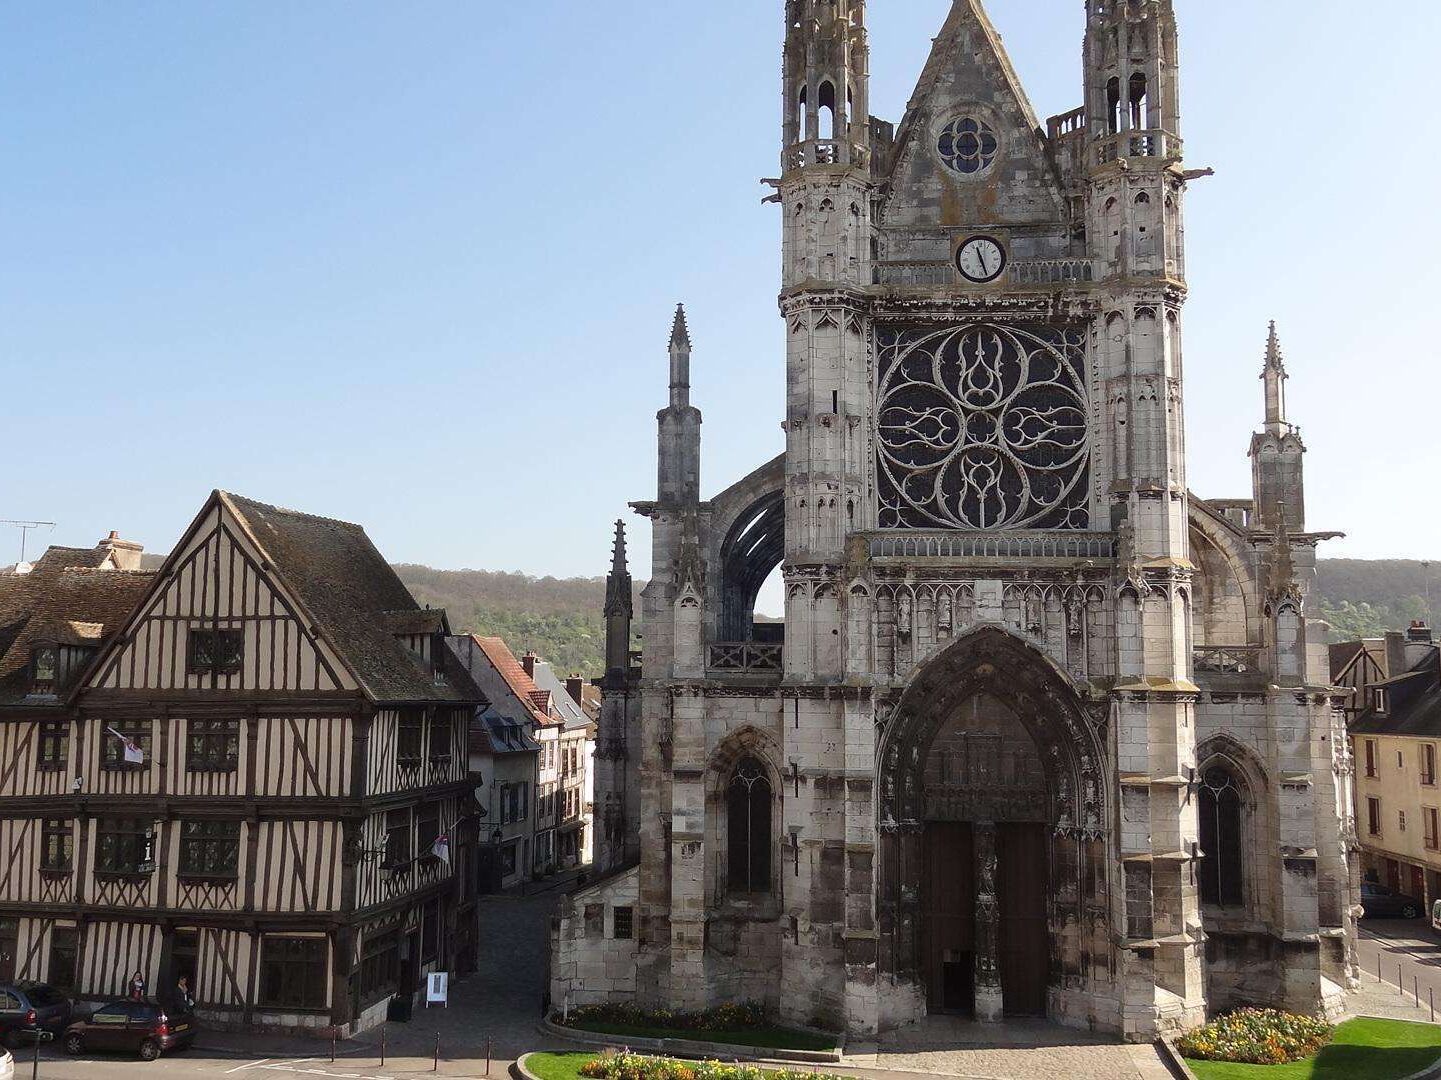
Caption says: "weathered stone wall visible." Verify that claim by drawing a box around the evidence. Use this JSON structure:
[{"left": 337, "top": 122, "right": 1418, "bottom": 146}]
[{"left": 550, "top": 868, "right": 640, "bottom": 1009}]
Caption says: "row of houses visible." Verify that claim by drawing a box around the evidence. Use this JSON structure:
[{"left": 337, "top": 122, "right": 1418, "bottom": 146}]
[
  {"left": 456, "top": 637, "right": 594, "bottom": 892},
  {"left": 0, "top": 490, "right": 594, "bottom": 1033},
  {"left": 1333, "top": 622, "right": 1441, "bottom": 907}
]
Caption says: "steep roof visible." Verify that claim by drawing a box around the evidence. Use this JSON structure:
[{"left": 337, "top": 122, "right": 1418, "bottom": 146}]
[
  {"left": 469, "top": 705, "right": 541, "bottom": 757},
  {"left": 1352, "top": 648, "right": 1441, "bottom": 738},
  {"left": 458, "top": 635, "right": 559, "bottom": 728},
  {"left": 0, "top": 557, "right": 156, "bottom": 705},
  {"left": 529, "top": 658, "right": 591, "bottom": 732},
  {"left": 217, "top": 492, "right": 484, "bottom": 704}
]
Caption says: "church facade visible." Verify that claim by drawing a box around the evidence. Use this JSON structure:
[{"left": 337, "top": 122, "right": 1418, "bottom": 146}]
[{"left": 553, "top": 0, "right": 1358, "bottom": 1041}]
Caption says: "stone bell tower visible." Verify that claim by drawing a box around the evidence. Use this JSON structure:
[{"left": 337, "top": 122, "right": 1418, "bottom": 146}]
[
  {"left": 780, "top": 0, "right": 873, "bottom": 681},
  {"left": 1084, "top": 0, "right": 1207, "bottom": 1030}
]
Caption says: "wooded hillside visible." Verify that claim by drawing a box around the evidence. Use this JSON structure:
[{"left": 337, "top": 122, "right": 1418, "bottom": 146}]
[{"left": 390, "top": 558, "right": 1437, "bottom": 677}]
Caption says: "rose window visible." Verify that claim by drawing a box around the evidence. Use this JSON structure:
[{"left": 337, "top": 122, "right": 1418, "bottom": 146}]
[
  {"left": 876, "top": 323, "right": 1091, "bottom": 531},
  {"left": 937, "top": 116, "right": 999, "bottom": 175}
]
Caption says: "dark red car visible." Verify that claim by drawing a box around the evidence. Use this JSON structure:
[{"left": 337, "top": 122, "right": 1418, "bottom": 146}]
[{"left": 62, "top": 1000, "right": 196, "bottom": 1060}]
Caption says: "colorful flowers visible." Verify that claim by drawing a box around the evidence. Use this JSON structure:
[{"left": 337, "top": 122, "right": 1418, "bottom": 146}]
[
  {"left": 578, "top": 1053, "right": 842, "bottom": 1080},
  {"left": 1177, "top": 1008, "right": 1334, "bottom": 1065}
]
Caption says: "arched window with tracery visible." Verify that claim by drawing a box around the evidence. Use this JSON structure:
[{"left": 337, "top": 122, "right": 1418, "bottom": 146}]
[
  {"left": 727, "top": 757, "right": 773, "bottom": 893},
  {"left": 1199, "top": 767, "right": 1244, "bottom": 907}
]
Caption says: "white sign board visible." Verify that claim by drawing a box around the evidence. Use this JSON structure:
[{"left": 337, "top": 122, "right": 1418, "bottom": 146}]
[{"left": 425, "top": 971, "right": 449, "bottom": 1007}]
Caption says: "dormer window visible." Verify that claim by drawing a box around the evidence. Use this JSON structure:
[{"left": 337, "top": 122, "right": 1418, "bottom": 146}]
[
  {"left": 1373, "top": 687, "right": 1390, "bottom": 714},
  {"left": 31, "top": 647, "right": 58, "bottom": 695}
]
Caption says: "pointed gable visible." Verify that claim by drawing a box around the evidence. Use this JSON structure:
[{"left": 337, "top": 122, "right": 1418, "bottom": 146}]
[
  {"left": 85, "top": 491, "right": 483, "bottom": 704},
  {"left": 880, "top": 0, "right": 1066, "bottom": 230}
]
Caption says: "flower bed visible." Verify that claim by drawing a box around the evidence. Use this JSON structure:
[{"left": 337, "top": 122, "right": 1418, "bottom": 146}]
[
  {"left": 1177, "top": 1008, "right": 1334, "bottom": 1066},
  {"left": 577, "top": 1052, "right": 845, "bottom": 1080},
  {"left": 561, "top": 1003, "right": 768, "bottom": 1034}
]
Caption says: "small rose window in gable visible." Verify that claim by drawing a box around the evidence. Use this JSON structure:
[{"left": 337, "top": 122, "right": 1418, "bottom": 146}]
[{"left": 937, "top": 116, "right": 999, "bottom": 175}]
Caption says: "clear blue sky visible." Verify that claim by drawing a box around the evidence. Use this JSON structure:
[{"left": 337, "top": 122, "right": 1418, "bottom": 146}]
[{"left": 3, "top": 2, "right": 1438, "bottom": 590}]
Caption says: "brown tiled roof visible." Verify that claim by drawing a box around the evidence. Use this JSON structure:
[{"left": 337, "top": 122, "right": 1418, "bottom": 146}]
[
  {"left": 470, "top": 636, "right": 559, "bottom": 727},
  {"left": 0, "top": 562, "right": 156, "bottom": 705},
  {"left": 379, "top": 610, "right": 448, "bottom": 636},
  {"left": 221, "top": 492, "right": 485, "bottom": 705},
  {"left": 31, "top": 546, "right": 116, "bottom": 573}
]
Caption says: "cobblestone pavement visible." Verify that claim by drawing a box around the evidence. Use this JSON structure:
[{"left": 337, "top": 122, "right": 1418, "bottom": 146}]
[{"left": 842, "top": 1018, "right": 1173, "bottom": 1080}]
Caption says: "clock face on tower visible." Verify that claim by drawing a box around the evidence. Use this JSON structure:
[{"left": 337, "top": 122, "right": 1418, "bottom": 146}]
[{"left": 956, "top": 237, "right": 1006, "bottom": 284}]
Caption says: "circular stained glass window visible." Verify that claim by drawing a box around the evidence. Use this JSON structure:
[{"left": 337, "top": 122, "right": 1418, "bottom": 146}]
[{"left": 937, "top": 116, "right": 999, "bottom": 175}]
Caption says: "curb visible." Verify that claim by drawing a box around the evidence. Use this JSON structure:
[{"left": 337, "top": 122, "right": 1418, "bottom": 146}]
[
  {"left": 1155, "top": 1036, "right": 1199, "bottom": 1080},
  {"left": 539, "top": 1018, "right": 844, "bottom": 1064}
]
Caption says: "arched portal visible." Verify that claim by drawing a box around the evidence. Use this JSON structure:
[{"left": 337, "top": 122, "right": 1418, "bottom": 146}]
[{"left": 876, "top": 628, "right": 1111, "bottom": 1022}]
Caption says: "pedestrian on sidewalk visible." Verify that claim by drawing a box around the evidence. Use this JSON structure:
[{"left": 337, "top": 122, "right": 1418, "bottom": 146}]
[
  {"left": 128, "top": 971, "right": 146, "bottom": 1001},
  {"left": 176, "top": 976, "right": 195, "bottom": 1010}
]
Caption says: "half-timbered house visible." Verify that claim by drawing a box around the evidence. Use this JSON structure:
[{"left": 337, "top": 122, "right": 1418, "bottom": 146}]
[
  {"left": 0, "top": 492, "right": 484, "bottom": 1034},
  {"left": 0, "top": 535, "right": 156, "bottom": 991}
]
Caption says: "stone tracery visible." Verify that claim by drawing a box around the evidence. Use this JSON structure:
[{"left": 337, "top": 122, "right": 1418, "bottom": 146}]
[{"left": 876, "top": 323, "right": 1092, "bottom": 531}]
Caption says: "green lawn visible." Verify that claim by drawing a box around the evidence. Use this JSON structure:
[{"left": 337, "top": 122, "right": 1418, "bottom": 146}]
[
  {"left": 555, "top": 1019, "right": 836, "bottom": 1052},
  {"left": 525, "top": 1054, "right": 597, "bottom": 1080},
  {"left": 1185, "top": 1017, "right": 1441, "bottom": 1080}
]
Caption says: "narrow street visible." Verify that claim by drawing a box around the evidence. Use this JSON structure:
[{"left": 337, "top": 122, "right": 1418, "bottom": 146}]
[
  {"left": 8, "top": 891, "right": 569, "bottom": 1080},
  {"left": 1358, "top": 917, "right": 1441, "bottom": 1021}
]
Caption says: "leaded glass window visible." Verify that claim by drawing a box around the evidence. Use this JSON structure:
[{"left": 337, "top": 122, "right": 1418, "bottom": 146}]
[
  {"left": 937, "top": 116, "right": 999, "bottom": 175},
  {"left": 1199, "top": 768, "right": 1243, "bottom": 908},
  {"left": 726, "top": 757, "right": 772, "bottom": 894}
]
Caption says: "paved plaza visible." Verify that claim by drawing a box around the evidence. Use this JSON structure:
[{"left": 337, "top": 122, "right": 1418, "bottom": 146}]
[{"left": 17, "top": 898, "right": 1441, "bottom": 1080}]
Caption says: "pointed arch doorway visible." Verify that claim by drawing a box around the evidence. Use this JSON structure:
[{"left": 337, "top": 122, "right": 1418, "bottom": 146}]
[{"left": 877, "top": 629, "right": 1110, "bottom": 1022}]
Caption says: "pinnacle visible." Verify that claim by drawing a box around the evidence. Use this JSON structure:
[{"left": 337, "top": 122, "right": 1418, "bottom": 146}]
[
  {"left": 610, "top": 519, "right": 629, "bottom": 574},
  {"left": 670, "top": 304, "right": 691, "bottom": 350},
  {"left": 1264, "top": 320, "right": 1285, "bottom": 373}
]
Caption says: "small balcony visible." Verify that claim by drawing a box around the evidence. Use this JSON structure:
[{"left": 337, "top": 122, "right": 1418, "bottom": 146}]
[
  {"left": 1194, "top": 646, "right": 1262, "bottom": 676},
  {"left": 708, "top": 642, "right": 784, "bottom": 674}
]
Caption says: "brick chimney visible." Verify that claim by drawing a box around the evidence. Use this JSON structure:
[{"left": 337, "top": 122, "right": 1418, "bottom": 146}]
[
  {"left": 521, "top": 652, "right": 537, "bottom": 679},
  {"left": 97, "top": 530, "right": 144, "bottom": 571},
  {"left": 1408, "top": 621, "right": 1434, "bottom": 645},
  {"left": 566, "top": 676, "right": 585, "bottom": 707}
]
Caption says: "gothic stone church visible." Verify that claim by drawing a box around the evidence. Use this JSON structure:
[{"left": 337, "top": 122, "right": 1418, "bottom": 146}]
[{"left": 552, "top": 0, "right": 1358, "bottom": 1041}]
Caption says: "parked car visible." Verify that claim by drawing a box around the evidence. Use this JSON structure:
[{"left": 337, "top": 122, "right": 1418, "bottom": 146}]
[
  {"left": 1361, "top": 881, "right": 1423, "bottom": 919},
  {"left": 0, "top": 1045, "right": 12, "bottom": 1080},
  {"left": 62, "top": 1000, "right": 195, "bottom": 1061},
  {"left": 0, "top": 982, "right": 72, "bottom": 1048}
]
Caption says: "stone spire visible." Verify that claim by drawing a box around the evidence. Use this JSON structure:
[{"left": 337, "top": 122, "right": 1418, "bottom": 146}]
[
  {"left": 1250, "top": 321, "right": 1306, "bottom": 532},
  {"left": 1261, "top": 321, "right": 1290, "bottom": 437},
  {"left": 657, "top": 304, "right": 702, "bottom": 507},
  {"left": 669, "top": 304, "right": 691, "bottom": 409},
  {"left": 603, "top": 520, "right": 634, "bottom": 676}
]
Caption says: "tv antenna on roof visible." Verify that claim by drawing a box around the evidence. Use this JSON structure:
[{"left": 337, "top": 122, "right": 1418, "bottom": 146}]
[{"left": 1, "top": 519, "right": 56, "bottom": 566}]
